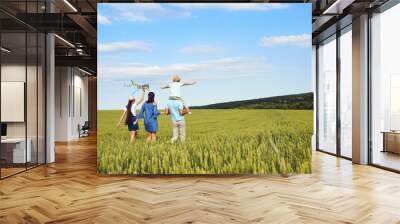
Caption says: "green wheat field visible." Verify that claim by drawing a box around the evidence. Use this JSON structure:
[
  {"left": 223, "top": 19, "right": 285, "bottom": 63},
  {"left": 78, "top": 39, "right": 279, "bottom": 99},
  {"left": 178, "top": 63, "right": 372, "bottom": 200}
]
[{"left": 97, "top": 109, "right": 313, "bottom": 175}]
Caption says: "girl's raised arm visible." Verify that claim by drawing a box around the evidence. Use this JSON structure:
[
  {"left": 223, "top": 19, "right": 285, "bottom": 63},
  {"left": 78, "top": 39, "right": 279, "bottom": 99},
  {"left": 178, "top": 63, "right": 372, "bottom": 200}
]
[{"left": 136, "top": 89, "right": 146, "bottom": 107}]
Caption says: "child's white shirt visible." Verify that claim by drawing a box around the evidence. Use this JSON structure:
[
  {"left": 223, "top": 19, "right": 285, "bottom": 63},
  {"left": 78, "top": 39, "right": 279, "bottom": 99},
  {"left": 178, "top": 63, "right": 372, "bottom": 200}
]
[
  {"left": 169, "top": 82, "right": 184, "bottom": 97},
  {"left": 124, "top": 102, "right": 138, "bottom": 116}
]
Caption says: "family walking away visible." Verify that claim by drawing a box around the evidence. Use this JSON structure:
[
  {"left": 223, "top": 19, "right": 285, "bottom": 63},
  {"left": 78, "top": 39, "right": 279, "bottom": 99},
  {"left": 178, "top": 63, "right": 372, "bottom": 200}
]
[{"left": 116, "top": 75, "right": 195, "bottom": 144}]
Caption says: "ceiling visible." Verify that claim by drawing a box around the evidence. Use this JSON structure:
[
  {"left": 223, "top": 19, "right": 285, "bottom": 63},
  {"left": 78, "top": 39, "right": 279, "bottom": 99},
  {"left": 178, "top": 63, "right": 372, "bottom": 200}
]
[
  {"left": 311, "top": 0, "right": 390, "bottom": 43},
  {"left": 0, "top": 0, "right": 97, "bottom": 74}
]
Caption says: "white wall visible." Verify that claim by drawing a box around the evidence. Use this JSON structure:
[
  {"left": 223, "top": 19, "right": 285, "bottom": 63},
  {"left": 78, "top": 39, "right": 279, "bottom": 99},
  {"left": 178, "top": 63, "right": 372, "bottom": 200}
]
[
  {"left": 55, "top": 66, "right": 69, "bottom": 141},
  {"left": 55, "top": 67, "right": 89, "bottom": 141},
  {"left": 72, "top": 73, "right": 89, "bottom": 138}
]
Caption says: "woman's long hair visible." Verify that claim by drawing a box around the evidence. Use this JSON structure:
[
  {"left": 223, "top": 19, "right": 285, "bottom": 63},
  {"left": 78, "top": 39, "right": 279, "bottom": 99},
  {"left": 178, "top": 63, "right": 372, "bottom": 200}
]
[
  {"left": 147, "top": 92, "right": 155, "bottom": 103},
  {"left": 125, "top": 98, "right": 135, "bottom": 125}
]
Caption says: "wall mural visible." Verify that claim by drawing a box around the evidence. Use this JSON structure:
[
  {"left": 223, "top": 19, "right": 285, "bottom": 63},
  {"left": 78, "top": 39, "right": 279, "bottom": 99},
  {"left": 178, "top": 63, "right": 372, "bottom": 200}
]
[{"left": 97, "top": 3, "right": 313, "bottom": 175}]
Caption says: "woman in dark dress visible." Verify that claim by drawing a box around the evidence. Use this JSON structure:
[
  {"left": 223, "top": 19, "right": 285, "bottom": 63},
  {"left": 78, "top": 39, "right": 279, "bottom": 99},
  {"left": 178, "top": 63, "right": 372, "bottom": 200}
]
[{"left": 139, "top": 92, "right": 160, "bottom": 142}]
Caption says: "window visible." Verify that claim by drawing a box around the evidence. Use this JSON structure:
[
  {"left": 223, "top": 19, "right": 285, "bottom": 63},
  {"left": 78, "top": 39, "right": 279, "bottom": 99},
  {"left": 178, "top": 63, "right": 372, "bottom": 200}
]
[
  {"left": 0, "top": 1, "right": 46, "bottom": 179},
  {"left": 370, "top": 2, "right": 400, "bottom": 171},
  {"left": 317, "top": 35, "right": 337, "bottom": 154},
  {"left": 339, "top": 27, "right": 352, "bottom": 158}
]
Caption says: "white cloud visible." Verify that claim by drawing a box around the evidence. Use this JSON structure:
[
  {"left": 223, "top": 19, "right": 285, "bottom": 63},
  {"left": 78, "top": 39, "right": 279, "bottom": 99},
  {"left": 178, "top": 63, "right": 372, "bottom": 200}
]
[
  {"left": 106, "top": 3, "right": 189, "bottom": 22},
  {"left": 100, "top": 3, "right": 288, "bottom": 24},
  {"left": 118, "top": 11, "right": 150, "bottom": 22},
  {"left": 108, "top": 3, "right": 162, "bottom": 22},
  {"left": 98, "top": 41, "right": 152, "bottom": 53},
  {"left": 179, "top": 44, "right": 222, "bottom": 54},
  {"left": 172, "top": 3, "right": 289, "bottom": 11},
  {"left": 110, "top": 3, "right": 164, "bottom": 11},
  {"left": 99, "top": 57, "right": 270, "bottom": 79},
  {"left": 260, "top": 34, "right": 311, "bottom": 47},
  {"left": 98, "top": 14, "right": 111, "bottom": 25}
]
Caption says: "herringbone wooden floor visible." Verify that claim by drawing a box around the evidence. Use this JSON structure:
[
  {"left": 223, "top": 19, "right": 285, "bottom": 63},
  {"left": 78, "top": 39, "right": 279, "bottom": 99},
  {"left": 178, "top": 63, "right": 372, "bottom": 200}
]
[{"left": 1, "top": 136, "right": 400, "bottom": 224}]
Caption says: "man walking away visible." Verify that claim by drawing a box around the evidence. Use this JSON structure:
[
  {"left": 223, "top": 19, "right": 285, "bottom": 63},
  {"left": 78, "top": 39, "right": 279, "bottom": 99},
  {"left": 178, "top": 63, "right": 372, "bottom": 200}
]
[{"left": 166, "top": 100, "right": 188, "bottom": 143}]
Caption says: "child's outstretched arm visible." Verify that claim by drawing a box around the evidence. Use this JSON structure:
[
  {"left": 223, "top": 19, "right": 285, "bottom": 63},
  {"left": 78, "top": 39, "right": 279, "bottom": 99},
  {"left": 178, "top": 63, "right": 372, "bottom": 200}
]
[
  {"left": 182, "top": 80, "right": 197, "bottom": 86},
  {"left": 160, "top": 84, "right": 170, "bottom": 89}
]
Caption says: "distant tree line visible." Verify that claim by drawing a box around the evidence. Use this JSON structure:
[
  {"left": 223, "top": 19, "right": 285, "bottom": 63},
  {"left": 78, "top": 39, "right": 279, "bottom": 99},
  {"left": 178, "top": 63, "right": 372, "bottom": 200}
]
[{"left": 191, "top": 92, "right": 314, "bottom": 110}]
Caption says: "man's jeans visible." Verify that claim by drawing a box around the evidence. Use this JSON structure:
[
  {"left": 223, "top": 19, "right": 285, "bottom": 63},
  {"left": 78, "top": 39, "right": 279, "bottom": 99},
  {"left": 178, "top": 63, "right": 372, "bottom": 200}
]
[{"left": 171, "top": 120, "right": 186, "bottom": 143}]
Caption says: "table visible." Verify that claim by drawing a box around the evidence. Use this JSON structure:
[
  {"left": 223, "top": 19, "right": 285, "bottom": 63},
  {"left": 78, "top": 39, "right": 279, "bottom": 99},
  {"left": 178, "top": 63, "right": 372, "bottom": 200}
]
[
  {"left": 1, "top": 138, "right": 31, "bottom": 163},
  {"left": 381, "top": 131, "right": 400, "bottom": 154}
]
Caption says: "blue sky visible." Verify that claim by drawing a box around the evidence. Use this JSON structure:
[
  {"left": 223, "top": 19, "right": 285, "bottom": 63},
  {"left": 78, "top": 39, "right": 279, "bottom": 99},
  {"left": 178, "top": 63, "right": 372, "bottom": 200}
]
[{"left": 98, "top": 3, "right": 311, "bottom": 109}]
